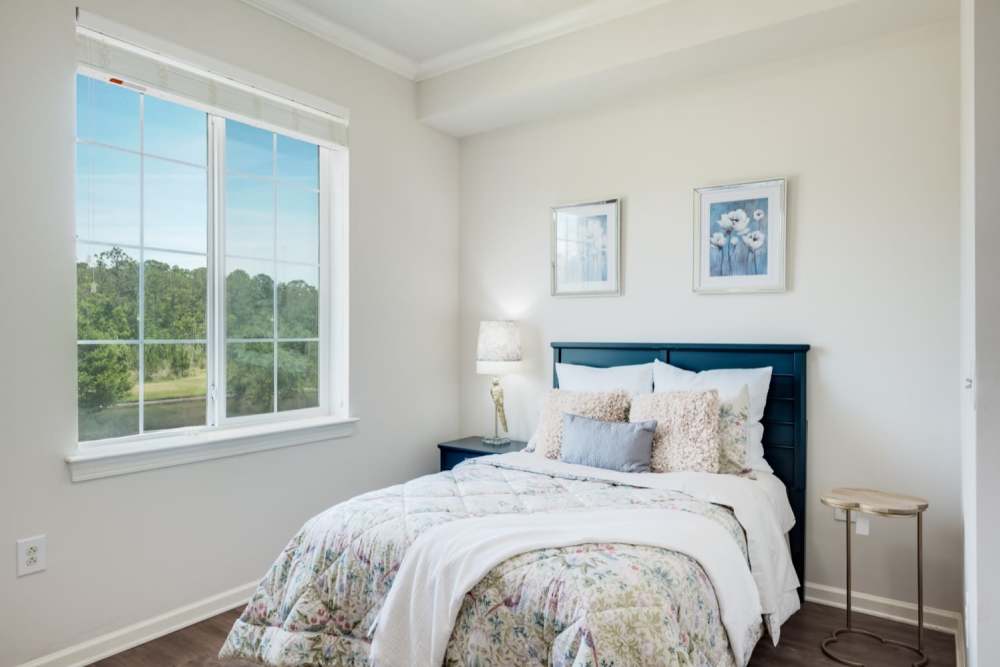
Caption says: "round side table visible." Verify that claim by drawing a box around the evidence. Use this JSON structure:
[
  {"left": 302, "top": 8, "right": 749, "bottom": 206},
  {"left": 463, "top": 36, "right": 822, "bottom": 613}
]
[{"left": 819, "top": 488, "right": 929, "bottom": 667}]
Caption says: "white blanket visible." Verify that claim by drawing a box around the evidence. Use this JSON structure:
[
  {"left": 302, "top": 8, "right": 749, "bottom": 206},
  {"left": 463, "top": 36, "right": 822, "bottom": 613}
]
[
  {"left": 484, "top": 452, "right": 800, "bottom": 635},
  {"left": 369, "top": 507, "right": 762, "bottom": 667},
  {"left": 369, "top": 452, "right": 800, "bottom": 667}
]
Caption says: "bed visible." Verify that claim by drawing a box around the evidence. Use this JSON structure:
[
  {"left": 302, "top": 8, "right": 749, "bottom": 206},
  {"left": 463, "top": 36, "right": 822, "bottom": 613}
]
[{"left": 220, "top": 342, "right": 809, "bottom": 667}]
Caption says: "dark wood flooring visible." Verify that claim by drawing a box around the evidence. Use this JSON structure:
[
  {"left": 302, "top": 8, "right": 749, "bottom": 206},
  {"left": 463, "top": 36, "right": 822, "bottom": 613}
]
[{"left": 91, "top": 602, "right": 955, "bottom": 666}]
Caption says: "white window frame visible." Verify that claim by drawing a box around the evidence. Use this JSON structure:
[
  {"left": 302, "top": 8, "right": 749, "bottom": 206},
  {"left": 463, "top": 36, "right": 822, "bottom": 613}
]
[{"left": 67, "top": 68, "right": 354, "bottom": 482}]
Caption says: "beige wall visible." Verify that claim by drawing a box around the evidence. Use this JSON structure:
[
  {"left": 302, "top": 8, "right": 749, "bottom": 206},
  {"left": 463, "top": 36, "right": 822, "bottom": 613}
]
[
  {"left": 459, "top": 22, "right": 962, "bottom": 612},
  {"left": 0, "top": 1, "right": 459, "bottom": 664}
]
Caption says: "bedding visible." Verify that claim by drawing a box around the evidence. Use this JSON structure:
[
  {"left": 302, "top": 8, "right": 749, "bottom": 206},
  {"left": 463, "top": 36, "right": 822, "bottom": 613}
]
[
  {"left": 559, "top": 413, "right": 655, "bottom": 472},
  {"left": 629, "top": 390, "right": 722, "bottom": 473},
  {"left": 532, "top": 389, "right": 630, "bottom": 459},
  {"left": 372, "top": 507, "right": 761, "bottom": 667},
  {"left": 220, "top": 452, "right": 799, "bottom": 667},
  {"left": 555, "top": 361, "right": 654, "bottom": 395},
  {"left": 653, "top": 360, "right": 773, "bottom": 473},
  {"left": 718, "top": 386, "right": 752, "bottom": 476}
]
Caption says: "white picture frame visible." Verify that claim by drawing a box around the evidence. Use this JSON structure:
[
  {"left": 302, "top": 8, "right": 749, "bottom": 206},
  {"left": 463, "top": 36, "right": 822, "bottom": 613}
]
[
  {"left": 693, "top": 178, "right": 786, "bottom": 293},
  {"left": 551, "top": 198, "right": 621, "bottom": 297}
]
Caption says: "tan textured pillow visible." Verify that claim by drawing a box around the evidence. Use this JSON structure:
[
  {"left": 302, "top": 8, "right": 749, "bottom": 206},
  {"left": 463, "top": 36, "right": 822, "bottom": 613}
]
[
  {"left": 533, "top": 389, "right": 630, "bottom": 459},
  {"left": 719, "top": 385, "right": 753, "bottom": 476},
  {"left": 630, "top": 390, "right": 721, "bottom": 473}
]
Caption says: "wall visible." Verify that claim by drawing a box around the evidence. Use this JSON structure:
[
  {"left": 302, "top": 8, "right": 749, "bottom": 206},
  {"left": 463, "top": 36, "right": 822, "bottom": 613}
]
[
  {"left": 459, "top": 22, "right": 962, "bottom": 613},
  {"left": 962, "top": 0, "right": 1000, "bottom": 663},
  {"left": 0, "top": 1, "right": 459, "bottom": 664}
]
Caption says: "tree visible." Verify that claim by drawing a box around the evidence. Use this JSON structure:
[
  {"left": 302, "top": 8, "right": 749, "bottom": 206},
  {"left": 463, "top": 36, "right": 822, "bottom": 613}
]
[{"left": 77, "top": 247, "right": 319, "bottom": 420}]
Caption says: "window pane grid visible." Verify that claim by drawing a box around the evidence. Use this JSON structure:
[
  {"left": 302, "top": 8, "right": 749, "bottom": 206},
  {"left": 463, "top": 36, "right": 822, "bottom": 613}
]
[
  {"left": 77, "top": 74, "right": 326, "bottom": 444},
  {"left": 76, "top": 74, "right": 209, "bottom": 441},
  {"left": 76, "top": 138, "right": 206, "bottom": 171},
  {"left": 226, "top": 337, "right": 319, "bottom": 343},
  {"left": 77, "top": 240, "right": 208, "bottom": 258},
  {"left": 224, "top": 120, "right": 320, "bottom": 420},
  {"left": 79, "top": 339, "right": 208, "bottom": 345},
  {"left": 224, "top": 169, "right": 319, "bottom": 194},
  {"left": 137, "top": 92, "right": 145, "bottom": 433}
]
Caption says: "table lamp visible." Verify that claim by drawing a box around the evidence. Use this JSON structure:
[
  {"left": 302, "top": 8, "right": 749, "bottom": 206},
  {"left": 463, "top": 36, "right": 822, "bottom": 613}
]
[{"left": 476, "top": 320, "right": 522, "bottom": 446}]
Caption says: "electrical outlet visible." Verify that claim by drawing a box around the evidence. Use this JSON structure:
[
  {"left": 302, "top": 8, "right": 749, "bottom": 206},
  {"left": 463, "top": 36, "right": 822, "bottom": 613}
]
[
  {"left": 833, "top": 509, "right": 871, "bottom": 535},
  {"left": 16, "top": 535, "right": 46, "bottom": 577},
  {"left": 833, "top": 508, "right": 857, "bottom": 522}
]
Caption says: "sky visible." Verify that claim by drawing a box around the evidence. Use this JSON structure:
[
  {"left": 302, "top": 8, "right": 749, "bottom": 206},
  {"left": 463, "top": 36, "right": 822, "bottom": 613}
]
[{"left": 75, "top": 73, "right": 320, "bottom": 281}]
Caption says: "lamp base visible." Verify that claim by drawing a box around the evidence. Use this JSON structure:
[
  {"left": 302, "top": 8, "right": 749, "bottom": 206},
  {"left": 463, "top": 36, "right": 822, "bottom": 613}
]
[{"left": 481, "top": 435, "right": 511, "bottom": 447}]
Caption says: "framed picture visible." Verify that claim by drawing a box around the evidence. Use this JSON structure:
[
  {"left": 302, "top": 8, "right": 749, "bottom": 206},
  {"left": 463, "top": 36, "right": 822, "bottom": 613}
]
[
  {"left": 551, "top": 198, "right": 621, "bottom": 297},
  {"left": 693, "top": 178, "right": 786, "bottom": 293}
]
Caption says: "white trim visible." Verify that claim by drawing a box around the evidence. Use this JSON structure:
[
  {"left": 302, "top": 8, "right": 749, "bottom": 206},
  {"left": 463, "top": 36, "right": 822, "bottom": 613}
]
[
  {"left": 328, "top": 148, "right": 351, "bottom": 416},
  {"left": 15, "top": 581, "right": 256, "bottom": 667},
  {"left": 66, "top": 416, "right": 358, "bottom": 482},
  {"left": 416, "top": 0, "right": 672, "bottom": 80},
  {"left": 236, "top": 0, "right": 672, "bottom": 81},
  {"left": 239, "top": 0, "right": 418, "bottom": 79},
  {"left": 804, "top": 581, "right": 966, "bottom": 666},
  {"left": 76, "top": 10, "right": 350, "bottom": 124}
]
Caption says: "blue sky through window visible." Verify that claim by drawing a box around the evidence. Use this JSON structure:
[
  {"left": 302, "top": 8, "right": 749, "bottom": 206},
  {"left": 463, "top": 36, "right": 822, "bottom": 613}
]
[{"left": 75, "top": 73, "right": 324, "bottom": 439}]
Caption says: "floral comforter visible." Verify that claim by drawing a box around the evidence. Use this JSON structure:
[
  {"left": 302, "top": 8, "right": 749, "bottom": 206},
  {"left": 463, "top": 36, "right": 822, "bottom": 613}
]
[{"left": 220, "top": 457, "right": 762, "bottom": 666}]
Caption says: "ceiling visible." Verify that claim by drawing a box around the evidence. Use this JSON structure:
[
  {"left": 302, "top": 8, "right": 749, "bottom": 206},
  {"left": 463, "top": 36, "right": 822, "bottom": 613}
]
[
  {"left": 296, "top": 0, "right": 588, "bottom": 61},
  {"left": 241, "top": 0, "right": 957, "bottom": 136},
  {"left": 241, "top": 0, "right": 669, "bottom": 79}
]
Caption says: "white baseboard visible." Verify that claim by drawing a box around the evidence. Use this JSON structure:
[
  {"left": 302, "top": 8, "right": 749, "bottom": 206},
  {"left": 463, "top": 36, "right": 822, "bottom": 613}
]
[
  {"left": 16, "top": 581, "right": 256, "bottom": 667},
  {"left": 804, "top": 581, "right": 966, "bottom": 667}
]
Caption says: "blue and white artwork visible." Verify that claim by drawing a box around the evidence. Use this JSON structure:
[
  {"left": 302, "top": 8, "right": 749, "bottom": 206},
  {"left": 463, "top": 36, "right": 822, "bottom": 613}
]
[
  {"left": 552, "top": 199, "right": 621, "bottom": 296},
  {"left": 694, "top": 178, "right": 786, "bottom": 293},
  {"left": 556, "top": 214, "right": 608, "bottom": 283},
  {"left": 708, "top": 198, "right": 768, "bottom": 277}
]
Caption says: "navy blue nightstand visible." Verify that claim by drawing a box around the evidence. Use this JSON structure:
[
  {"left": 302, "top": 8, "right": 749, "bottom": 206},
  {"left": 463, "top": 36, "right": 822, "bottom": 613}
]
[{"left": 438, "top": 436, "right": 528, "bottom": 472}]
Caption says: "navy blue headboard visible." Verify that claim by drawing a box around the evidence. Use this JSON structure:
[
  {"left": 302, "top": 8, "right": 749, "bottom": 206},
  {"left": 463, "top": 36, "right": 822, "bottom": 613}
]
[{"left": 551, "top": 342, "right": 809, "bottom": 598}]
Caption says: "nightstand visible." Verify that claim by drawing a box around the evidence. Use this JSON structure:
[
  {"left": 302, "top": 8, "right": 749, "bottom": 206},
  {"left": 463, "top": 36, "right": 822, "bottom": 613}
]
[
  {"left": 438, "top": 437, "right": 527, "bottom": 472},
  {"left": 820, "top": 488, "right": 929, "bottom": 666}
]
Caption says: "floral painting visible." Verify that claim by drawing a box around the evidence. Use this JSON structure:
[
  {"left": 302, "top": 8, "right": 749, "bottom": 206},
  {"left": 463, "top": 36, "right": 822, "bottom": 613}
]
[
  {"left": 552, "top": 199, "right": 621, "bottom": 296},
  {"left": 694, "top": 179, "right": 785, "bottom": 293},
  {"left": 708, "top": 199, "right": 768, "bottom": 277}
]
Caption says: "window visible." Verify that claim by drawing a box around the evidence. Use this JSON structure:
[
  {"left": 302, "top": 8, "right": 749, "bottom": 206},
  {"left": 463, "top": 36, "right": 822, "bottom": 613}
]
[{"left": 75, "top": 72, "right": 338, "bottom": 445}]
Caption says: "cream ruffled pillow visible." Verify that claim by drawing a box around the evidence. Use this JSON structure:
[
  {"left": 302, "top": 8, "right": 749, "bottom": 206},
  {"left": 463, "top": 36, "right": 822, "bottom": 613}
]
[
  {"left": 629, "top": 390, "right": 721, "bottom": 473},
  {"left": 718, "top": 385, "right": 753, "bottom": 476},
  {"left": 532, "top": 389, "right": 631, "bottom": 459}
]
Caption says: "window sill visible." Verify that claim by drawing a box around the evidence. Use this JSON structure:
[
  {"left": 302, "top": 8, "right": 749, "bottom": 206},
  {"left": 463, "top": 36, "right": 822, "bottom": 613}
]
[{"left": 65, "top": 416, "right": 359, "bottom": 482}]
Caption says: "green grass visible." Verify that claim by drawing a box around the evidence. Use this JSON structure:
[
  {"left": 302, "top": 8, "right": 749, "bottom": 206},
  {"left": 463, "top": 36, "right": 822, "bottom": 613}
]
[{"left": 127, "top": 370, "right": 207, "bottom": 402}]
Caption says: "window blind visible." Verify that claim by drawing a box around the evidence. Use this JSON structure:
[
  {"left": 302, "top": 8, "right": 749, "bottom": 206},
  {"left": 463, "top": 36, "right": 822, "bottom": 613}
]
[{"left": 75, "top": 20, "right": 349, "bottom": 149}]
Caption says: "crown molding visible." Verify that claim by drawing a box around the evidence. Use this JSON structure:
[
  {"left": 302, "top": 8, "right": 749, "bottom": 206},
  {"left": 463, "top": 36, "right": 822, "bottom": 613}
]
[
  {"left": 415, "top": 0, "right": 672, "bottom": 80},
  {"left": 239, "top": 0, "right": 419, "bottom": 79},
  {"left": 239, "top": 0, "right": 673, "bottom": 82}
]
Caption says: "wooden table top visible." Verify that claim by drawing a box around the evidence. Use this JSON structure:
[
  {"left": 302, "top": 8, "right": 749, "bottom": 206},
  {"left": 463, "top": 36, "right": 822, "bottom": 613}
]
[{"left": 820, "top": 487, "right": 928, "bottom": 517}]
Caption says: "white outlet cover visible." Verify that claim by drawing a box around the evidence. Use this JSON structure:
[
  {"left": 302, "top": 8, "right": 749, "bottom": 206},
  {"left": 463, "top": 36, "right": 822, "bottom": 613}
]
[
  {"left": 16, "top": 535, "right": 46, "bottom": 576},
  {"left": 833, "top": 508, "right": 857, "bottom": 522},
  {"left": 856, "top": 516, "right": 870, "bottom": 536}
]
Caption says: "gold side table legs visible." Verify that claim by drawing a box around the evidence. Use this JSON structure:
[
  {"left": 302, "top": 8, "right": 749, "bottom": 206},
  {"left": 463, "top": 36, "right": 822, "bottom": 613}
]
[{"left": 820, "top": 511, "right": 928, "bottom": 667}]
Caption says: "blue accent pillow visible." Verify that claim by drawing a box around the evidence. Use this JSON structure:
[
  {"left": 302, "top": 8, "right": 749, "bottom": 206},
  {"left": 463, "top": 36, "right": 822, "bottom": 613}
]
[{"left": 559, "top": 413, "right": 656, "bottom": 473}]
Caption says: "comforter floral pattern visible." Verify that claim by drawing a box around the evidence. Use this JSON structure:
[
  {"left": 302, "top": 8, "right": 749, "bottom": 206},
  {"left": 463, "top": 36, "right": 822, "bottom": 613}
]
[{"left": 220, "top": 459, "right": 760, "bottom": 666}]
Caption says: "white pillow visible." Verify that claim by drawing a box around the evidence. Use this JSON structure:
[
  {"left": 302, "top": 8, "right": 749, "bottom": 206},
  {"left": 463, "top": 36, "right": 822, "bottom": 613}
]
[
  {"left": 556, "top": 362, "right": 653, "bottom": 395},
  {"left": 652, "top": 360, "right": 773, "bottom": 472}
]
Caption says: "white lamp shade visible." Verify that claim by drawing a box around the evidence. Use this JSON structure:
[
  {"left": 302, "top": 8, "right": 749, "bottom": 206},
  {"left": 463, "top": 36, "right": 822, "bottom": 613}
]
[
  {"left": 476, "top": 321, "right": 522, "bottom": 375},
  {"left": 476, "top": 360, "right": 522, "bottom": 376}
]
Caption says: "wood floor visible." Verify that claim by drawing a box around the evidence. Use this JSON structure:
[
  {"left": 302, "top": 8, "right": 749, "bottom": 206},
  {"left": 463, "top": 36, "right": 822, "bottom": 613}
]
[{"left": 91, "top": 602, "right": 955, "bottom": 666}]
